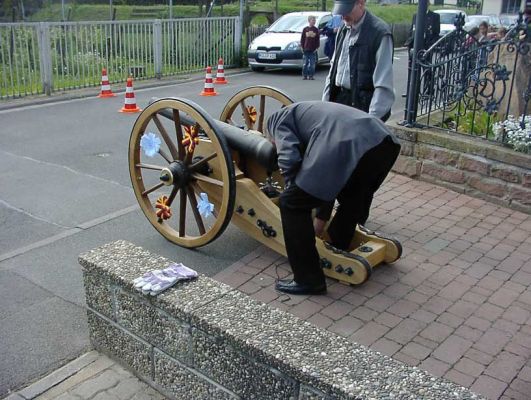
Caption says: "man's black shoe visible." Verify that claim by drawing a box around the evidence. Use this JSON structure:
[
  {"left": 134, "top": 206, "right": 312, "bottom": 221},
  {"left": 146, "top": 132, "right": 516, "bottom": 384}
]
[{"left": 275, "top": 279, "right": 326, "bottom": 295}]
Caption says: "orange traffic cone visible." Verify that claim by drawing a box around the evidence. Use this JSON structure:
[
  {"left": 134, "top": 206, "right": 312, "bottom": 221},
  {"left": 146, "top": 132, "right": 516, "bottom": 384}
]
[
  {"left": 214, "top": 58, "right": 228, "bottom": 84},
  {"left": 98, "top": 68, "right": 116, "bottom": 98},
  {"left": 119, "top": 76, "right": 141, "bottom": 113},
  {"left": 199, "top": 66, "right": 218, "bottom": 96}
]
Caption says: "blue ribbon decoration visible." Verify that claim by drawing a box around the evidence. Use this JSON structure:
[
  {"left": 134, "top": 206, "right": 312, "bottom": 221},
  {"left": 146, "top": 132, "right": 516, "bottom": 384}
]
[
  {"left": 140, "top": 132, "right": 161, "bottom": 157},
  {"left": 197, "top": 192, "right": 214, "bottom": 218}
]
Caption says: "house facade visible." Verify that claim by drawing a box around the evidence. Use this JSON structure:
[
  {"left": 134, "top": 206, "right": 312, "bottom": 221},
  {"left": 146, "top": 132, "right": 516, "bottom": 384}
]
[{"left": 481, "top": 0, "right": 527, "bottom": 15}]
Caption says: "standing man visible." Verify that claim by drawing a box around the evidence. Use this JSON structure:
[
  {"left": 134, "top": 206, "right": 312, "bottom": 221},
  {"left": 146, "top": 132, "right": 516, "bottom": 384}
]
[
  {"left": 266, "top": 101, "right": 400, "bottom": 295},
  {"left": 322, "top": 14, "right": 343, "bottom": 61},
  {"left": 323, "top": 0, "right": 394, "bottom": 121},
  {"left": 301, "top": 15, "right": 320, "bottom": 80}
]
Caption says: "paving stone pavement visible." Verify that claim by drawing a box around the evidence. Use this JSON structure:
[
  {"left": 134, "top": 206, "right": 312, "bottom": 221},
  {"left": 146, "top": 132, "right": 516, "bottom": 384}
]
[
  {"left": 5, "top": 352, "right": 164, "bottom": 400},
  {"left": 7, "top": 174, "right": 530, "bottom": 400},
  {"left": 214, "top": 173, "right": 531, "bottom": 400}
]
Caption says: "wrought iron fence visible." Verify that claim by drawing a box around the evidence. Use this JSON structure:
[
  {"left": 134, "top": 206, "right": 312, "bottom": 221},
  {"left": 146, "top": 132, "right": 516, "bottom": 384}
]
[
  {"left": 404, "top": 14, "right": 530, "bottom": 153},
  {"left": 0, "top": 17, "right": 240, "bottom": 99}
]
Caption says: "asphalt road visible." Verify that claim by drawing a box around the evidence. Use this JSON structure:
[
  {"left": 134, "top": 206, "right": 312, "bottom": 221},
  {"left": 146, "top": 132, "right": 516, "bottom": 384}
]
[{"left": 0, "top": 49, "right": 409, "bottom": 397}]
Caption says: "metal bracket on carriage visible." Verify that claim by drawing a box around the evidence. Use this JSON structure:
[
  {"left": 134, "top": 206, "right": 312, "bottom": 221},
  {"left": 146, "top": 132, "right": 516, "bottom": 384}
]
[
  {"left": 191, "top": 156, "right": 212, "bottom": 175},
  {"left": 323, "top": 241, "right": 371, "bottom": 260},
  {"left": 259, "top": 176, "right": 282, "bottom": 198},
  {"left": 256, "top": 219, "right": 277, "bottom": 238},
  {"left": 323, "top": 241, "right": 344, "bottom": 254},
  {"left": 322, "top": 242, "right": 372, "bottom": 279}
]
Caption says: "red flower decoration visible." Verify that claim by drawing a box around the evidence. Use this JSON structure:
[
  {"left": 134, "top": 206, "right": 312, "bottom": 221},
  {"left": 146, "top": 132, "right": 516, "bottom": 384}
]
[
  {"left": 182, "top": 125, "right": 199, "bottom": 153},
  {"left": 244, "top": 105, "right": 257, "bottom": 125},
  {"left": 155, "top": 196, "right": 172, "bottom": 221}
]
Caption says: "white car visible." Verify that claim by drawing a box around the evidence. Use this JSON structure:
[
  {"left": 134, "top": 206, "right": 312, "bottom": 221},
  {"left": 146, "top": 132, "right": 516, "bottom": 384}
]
[
  {"left": 247, "top": 11, "right": 333, "bottom": 71},
  {"left": 434, "top": 9, "right": 475, "bottom": 36},
  {"left": 468, "top": 14, "right": 502, "bottom": 30}
]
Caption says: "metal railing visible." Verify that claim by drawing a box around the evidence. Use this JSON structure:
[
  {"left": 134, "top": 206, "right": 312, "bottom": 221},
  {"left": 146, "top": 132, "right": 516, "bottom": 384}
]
[
  {"left": 246, "top": 25, "right": 268, "bottom": 50},
  {"left": 403, "top": 13, "right": 530, "bottom": 151},
  {"left": 0, "top": 17, "right": 240, "bottom": 99}
]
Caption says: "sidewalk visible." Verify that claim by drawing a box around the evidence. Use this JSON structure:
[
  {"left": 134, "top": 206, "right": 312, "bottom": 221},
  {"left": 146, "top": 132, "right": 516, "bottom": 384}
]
[
  {"left": 214, "top": 173, "right": 531, "bottom": 400},
  {"left": 0, "top": 68, "right": 251, "bottom": 112},
  {"left": 7, "top": 173, "right": 531, "bottom": 400},
  {"left": 4, "top": 352, "right": 163, "bottom": 400}
]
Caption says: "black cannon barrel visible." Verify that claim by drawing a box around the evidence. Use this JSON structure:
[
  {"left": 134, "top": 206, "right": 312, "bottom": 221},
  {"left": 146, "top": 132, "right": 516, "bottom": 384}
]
[{"left": 152, "top": 99, "right": 278, "bottom": 173}]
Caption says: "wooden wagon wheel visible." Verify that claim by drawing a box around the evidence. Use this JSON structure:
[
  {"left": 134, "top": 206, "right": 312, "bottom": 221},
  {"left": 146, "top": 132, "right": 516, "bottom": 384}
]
[
  {"left": 129, "top": 98, "right": 235, "bottom": 248},
  {"left": 220, "top": 85, "right": 295, "bottom": 134}
]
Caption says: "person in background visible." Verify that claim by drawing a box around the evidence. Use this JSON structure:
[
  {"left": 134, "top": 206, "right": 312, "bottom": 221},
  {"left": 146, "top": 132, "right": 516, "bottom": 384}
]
[
  {"left": 477, "top": 21, "right": 493, "bottom": 69},
  {"left": 465, "top": 26, "right": 480, "bottom": 48},
  {"left": 322, "top": 14, "right": 343, "bottom": 61},
  {"left": 403, "top": 7, "right": 440, "bottom": 98},
  {"left": 478, "top": 21, "right": 492, "bottom": 42},
  {"left": 496, "top": 27, "right": 508, "bottom": 40},
  {"left": 300, "top": 15, "right": 320, "bottom": 80},
  {"left": 404, "top": 7, "right": 440, "bottom": 50},
  {"left": 265, "top": 101, "right": 400, "bottom": 295},
  {"left": 323, "top": 0, "right": 394, "bottom": 122}
]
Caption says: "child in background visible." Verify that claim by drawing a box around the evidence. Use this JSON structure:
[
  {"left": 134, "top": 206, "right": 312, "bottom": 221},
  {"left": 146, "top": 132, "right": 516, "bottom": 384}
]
[
  {"left": 300, "top": 15, "right": 320, "bottom": 80},
  {"left": 496, "top": 27, "right": 507, "bottom": 40}
]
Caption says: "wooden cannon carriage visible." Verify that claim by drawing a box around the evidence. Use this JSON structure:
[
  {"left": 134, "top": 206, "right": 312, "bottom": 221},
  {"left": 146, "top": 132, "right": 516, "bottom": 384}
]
[{"left": 128, "top": 86, "right": 402, "bottom": 285}]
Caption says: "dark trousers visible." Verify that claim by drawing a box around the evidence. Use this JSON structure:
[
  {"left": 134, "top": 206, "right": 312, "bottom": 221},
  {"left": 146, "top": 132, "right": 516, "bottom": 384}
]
[
  {"left": 279, "top": 137, "right": 400, "bottom": 286},
  {"left": 332, "top": 88, "right": 391, "bottom": 122}
]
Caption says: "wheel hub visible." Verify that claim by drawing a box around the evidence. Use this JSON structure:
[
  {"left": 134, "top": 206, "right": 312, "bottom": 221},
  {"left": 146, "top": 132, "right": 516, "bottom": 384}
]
[{"left": 160, "top": 161, "right": 190, "bottom": 188}]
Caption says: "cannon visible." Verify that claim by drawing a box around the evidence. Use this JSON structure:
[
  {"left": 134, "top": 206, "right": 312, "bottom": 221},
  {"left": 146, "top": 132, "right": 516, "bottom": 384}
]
[{"left": 128, "top": 86, "right": 402, "bottom": 285}]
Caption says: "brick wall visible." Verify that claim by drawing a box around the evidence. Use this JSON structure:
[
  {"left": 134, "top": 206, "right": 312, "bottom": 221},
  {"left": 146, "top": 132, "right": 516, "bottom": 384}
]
[{"left": 390, "top": 124, "right": 531, "bottom": 214}]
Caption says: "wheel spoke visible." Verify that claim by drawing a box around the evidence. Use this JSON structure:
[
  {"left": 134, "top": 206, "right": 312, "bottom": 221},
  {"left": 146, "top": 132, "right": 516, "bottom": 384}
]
[
  {"left": 136, "top": 163, "right": 165, "bottom": 171},
  {"left": 158, "top": 148, "right": 172, "bottom": 163},
  {"left": 240, "top": 99, "right": 253, "bottom": 129},
  {"left": 166, "top": 186, "right": 179, "bottom": 206},
  {"left": 190, "top": 152, "right": 217, "bottom": 171},
  {"left": 191, "top": 172, "right": 223, "bottom": 187},
  {"left": 142, "top": 182, "right": 164, "bottom": 196},
  {"left": 172, "top": 109, "right": 186, "bottom": 160},
  {"left": 153, "top": 114, "right": 179, "bottom": 160},
  {"left": 186, "top": 187, "right": 206, "bottom": 235},
  {"left": 258, "top": 95, "right": 266, "bottom": 132},
  {"left": 179, "top": 189, "right": 186, "bottom": 237}
]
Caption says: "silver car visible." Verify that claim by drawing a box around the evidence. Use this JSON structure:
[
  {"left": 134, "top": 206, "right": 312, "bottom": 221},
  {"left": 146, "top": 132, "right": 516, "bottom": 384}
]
[{"left": 247, "top": 11, "right": 333, "bottom": 71}]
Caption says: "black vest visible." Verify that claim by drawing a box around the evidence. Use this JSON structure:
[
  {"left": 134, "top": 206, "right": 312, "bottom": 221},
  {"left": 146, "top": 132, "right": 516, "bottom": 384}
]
[{"left": 329, "top": 11, "right": 392, "bottom": 114}]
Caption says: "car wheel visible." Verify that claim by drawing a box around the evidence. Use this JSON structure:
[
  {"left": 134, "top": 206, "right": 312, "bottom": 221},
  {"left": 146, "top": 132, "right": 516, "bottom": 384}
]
[{"left": 250, "top": 66, "right": 265, "bottom": 72}]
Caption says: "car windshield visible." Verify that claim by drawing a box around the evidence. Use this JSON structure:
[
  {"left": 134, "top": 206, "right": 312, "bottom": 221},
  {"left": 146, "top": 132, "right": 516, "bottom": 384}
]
[
  {"left": 489, "top": 16, "right": 501, "bottom": 25},
  {"left": 469, "top": 16, "right": 488, "bottom": 25},
  {"left": 438, "top": 13, "right": 459, "bottom": 24},
  {"left": 267, "top": 15, "right": 312, "bottom": 33},
  {"left": 500, "top": 15, "right": 516, "bottom": 25},
  {"left": 500, "top": 15, "right": 517, "bottom": 24}
]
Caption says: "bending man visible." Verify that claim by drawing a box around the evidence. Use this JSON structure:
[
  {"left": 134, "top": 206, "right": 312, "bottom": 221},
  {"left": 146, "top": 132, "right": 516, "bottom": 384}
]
[{"left": 266, "top": 101, "right": 400, "bottom": 295}]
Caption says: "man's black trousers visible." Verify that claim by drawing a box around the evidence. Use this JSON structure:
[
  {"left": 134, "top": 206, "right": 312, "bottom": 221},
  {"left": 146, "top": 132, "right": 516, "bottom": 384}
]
[{"left": 279, "top": 137, "right": 400, "bottom": 286}]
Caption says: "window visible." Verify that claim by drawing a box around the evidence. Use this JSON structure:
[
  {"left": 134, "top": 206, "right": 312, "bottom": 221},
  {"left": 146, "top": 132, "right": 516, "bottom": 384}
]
[{"left": 502, "top": 0, "right": 522, "bottom": 14}]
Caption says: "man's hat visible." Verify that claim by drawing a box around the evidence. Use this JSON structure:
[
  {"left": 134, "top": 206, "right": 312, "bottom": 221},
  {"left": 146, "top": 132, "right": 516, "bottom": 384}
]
[{"left": 332, "top": 0, "right": 357, "bottom": 16}]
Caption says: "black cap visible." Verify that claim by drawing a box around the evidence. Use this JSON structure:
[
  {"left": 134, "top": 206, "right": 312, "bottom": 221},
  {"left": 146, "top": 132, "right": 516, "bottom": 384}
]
[{"left": 332, "top": 0, "right": 356, "bottom": 16}]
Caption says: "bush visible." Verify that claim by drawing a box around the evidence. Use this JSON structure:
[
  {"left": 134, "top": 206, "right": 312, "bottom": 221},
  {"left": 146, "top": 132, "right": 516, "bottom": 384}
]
[{"left": 493, "top": 115, "right": 531, "bottom": 154}]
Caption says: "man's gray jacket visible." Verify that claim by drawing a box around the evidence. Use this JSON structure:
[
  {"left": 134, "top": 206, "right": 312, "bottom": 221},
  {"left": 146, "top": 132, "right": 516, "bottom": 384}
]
[{"left": 267, "top": 101, "right": 400, "bottom": 202}]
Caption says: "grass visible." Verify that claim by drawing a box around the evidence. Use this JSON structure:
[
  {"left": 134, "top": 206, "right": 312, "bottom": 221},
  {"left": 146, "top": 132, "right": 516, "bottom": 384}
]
[{"left": 27, "top": 1, "right": 477, "bottom": 25}]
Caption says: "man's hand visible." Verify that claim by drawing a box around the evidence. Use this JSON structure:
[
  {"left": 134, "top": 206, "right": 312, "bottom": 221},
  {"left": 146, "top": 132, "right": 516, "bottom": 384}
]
[{"left": 314, "top": 217, "right": 327, "bottom": 237}]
